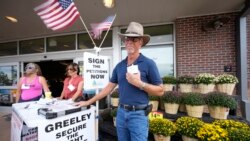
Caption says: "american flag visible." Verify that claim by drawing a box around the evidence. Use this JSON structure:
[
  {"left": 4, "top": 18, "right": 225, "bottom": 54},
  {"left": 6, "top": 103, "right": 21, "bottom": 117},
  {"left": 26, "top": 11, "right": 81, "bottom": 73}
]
[
  {"left": 91, "top": 15, "right": 115, "bottom": 39},
  {"left": 34, "top": 0, "right": 80, "bottom": 31}
]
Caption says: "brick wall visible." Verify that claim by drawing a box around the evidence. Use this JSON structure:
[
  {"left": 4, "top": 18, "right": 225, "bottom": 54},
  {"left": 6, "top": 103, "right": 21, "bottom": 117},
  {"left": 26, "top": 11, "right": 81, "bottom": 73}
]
[{"left": 176, "top": 13, "right": 238, "bottom": 76}]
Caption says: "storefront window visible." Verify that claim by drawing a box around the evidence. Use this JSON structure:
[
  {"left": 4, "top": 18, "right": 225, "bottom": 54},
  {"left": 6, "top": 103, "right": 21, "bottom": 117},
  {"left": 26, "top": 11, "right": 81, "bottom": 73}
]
[
  {"left": 0, "top": 42, "right": 17, "bottom": 56},
  {"left": 122, "top": 45, "right": 174, "bottom": 77},
  {"left": 121, "top": 24, "right": 173, "bottom": 46},
  {"left": 19, "top": 38, "right": 44, "bottom": 54},
  {"left": 47, "top": 35, "right": 75, "bottom": 52},
  {"left": 145, "top": 24, "right": 174, "bottom": 43},
  {"left": 78, "top": 31, "right": 112, "bottom": 49}
]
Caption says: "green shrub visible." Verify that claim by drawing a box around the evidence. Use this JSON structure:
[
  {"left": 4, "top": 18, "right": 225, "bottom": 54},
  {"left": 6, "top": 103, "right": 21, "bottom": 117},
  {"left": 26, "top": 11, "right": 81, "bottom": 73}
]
[
  {"left": 177, "top": 75, "right": 194, "bottom": 84},
  {"left": 182, "top": 92, "right": 205, "bottom": 106},
  {"left": 111, "top": 90, "right": 119, "bottom": 98},
  {"left": 149, "top": 95, "right": 159, "bottom": 101},
  {"left": 162, "top": 91, "right": 181, "bottom": 104},
  {"left": 205, "top": 92, "right": 237, "bottom": 109},
  {"left": 162, "top": 76, "right": 177, "bottom": 84}
]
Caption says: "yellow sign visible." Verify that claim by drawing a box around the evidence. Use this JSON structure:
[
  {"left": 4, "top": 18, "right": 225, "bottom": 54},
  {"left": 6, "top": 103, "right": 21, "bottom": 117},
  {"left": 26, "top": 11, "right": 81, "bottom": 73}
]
[{"left": 148, "top": 111, "right": 163, "bottom": 120}]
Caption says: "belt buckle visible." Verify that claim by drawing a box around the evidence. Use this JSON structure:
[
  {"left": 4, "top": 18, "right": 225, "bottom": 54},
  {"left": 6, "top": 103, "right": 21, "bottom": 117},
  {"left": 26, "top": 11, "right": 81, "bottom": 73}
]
[
  {"left": 132, "top": 105, "right": 136, "bottom": 111},
  {"left": 123, "top": 105, "right": 130, "bottom": 111}
]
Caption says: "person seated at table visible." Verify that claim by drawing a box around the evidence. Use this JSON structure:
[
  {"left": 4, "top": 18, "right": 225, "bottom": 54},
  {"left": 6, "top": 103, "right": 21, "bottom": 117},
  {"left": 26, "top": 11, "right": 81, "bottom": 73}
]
[
  {"left": 59, "top": 63, "right": 84, "bottom": 102},
  {"left": 16, "top": 63, "right": 50, "bottom": 103}
]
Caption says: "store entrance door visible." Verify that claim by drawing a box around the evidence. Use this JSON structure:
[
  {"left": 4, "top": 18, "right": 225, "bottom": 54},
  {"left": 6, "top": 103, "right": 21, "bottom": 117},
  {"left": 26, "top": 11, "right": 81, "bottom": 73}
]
[{"left": 35, "top": 60, "right": 72, "bottom": 97}]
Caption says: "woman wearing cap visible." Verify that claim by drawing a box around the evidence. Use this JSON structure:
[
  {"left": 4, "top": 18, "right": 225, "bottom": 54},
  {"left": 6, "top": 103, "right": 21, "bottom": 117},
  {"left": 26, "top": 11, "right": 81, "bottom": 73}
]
[
  {"left": 16, "top": 63, "right": 50, "bottom": 103},
  {"left": 59, "top": 63, "right": 84, "bottom": 102},
  {"left": 75, "top": 22, "right": 164, "bottom": 141}
]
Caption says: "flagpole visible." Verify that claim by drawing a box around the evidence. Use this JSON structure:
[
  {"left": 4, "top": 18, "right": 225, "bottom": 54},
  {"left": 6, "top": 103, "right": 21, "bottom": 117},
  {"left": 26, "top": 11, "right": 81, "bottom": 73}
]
[
  {"left": 79, "top": 16, "right": 97, "bottom": 47},
  {"left": 98, "top": 14, "right": 117, "bottom": 48}
]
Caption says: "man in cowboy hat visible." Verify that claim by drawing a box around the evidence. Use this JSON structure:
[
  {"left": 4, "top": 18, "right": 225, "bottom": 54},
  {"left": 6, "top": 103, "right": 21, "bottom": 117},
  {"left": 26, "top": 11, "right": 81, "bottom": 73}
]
[{"left": 75, "top": 22, "right": 164, "bottom": 141}]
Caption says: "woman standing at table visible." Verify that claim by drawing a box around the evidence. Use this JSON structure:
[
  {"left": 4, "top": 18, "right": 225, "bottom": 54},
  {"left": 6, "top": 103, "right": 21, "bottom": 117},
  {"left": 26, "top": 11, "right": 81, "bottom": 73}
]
[
  {"left": 59, "top": 63, "right": 84, "bottom": 102},
  {"left": 16, "top": 63, "right": 50, "bottom": 103}
]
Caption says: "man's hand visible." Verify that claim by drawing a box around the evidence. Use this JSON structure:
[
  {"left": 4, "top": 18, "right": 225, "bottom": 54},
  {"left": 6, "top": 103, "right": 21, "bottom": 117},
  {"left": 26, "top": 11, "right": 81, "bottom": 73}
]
[
  {"left": 126, "top": 72, "right": 141, "bottom": 86},
  {"left": 73, "top": 101, "right": 90, "bottom": 107}
]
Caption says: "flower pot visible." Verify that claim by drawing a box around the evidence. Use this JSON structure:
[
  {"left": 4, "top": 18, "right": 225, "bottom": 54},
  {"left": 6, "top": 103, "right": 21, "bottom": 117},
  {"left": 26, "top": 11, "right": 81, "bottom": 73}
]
[
  {"left": 179, "top": 84, "right": 193, "bottom": 93},
  {"left": 208, "top": 106, "right": 229, "bottom": 119},
  {"left": 164, "top": 103, "right": 179, "bottom": 114},
  {"left": 159, "top": 99, "right": 165, "bottom": 110},
  {"left": 149, "top": 100, "right": 159, "bottom": 112},
  {"left": 111, "top": 98, "right": 119, "bottom": 107},
  {"left": 186, "top": 105, "right": 204, "bottom": 118},
  {"left": 182, "top": 135, "right": 198, "bottom": 141},
  {"left": 217, "top": 83, "right": 236, "bottom": 95},
  {"left": 154, "top": 134, "right": 170, "bottom": 141},
  {"left": 163, "top": 84, "right": 174, "bottom": 91},
  {"left": 178, "top": 104, "right": 186, "bottom": 112},
  {"left": 197, "top": 84, "right": 215, "bottom": 94},
  {"left": 113, "top": 117, "right": 116, "bottom": 127}
]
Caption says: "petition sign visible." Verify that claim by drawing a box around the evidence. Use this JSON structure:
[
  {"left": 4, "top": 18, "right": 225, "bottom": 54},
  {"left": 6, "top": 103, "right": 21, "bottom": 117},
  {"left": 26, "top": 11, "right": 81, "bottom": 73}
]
[{"left": 84, "top": 52, "right": 109, "bottom": 89}]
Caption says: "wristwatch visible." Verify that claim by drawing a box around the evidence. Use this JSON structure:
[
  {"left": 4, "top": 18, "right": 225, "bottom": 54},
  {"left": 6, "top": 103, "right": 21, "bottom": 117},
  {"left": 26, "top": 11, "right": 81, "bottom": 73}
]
[{"left": 140, "top": 81, "right": 146, "bottom": 90}]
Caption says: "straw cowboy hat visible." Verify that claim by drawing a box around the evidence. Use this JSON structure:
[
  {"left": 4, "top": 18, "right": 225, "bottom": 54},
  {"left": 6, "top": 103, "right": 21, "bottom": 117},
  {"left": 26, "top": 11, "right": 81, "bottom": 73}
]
[{"left": 118, "top": 22, "right": 150, "bottom": 46}]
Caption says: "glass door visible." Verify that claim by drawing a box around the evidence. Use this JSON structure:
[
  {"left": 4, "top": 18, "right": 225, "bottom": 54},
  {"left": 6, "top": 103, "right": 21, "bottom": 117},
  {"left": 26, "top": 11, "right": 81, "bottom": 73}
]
[{"left": 0, "top": 62, "right": 20, "bottom": 104}]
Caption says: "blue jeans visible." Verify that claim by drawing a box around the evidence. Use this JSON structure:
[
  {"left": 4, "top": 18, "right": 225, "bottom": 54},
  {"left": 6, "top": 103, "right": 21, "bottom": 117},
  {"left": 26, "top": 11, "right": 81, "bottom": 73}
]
[{"left": 116, "top": 107, "right": 148, "bottom": 141}]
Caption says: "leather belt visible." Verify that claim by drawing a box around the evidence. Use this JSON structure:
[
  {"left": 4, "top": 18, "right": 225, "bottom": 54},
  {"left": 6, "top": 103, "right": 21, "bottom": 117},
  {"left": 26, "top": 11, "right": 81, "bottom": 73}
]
[{"left": 119, "top": 104, "right": 148, "bottom": 111}]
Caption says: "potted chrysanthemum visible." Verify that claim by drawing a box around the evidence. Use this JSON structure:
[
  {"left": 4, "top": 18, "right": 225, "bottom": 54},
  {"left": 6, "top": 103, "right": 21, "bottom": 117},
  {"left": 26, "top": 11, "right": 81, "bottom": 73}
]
[
  {"left": 110, "top": 108, "right": 117, "bottom": 127},
  {"left": 175, "top": 116, "right": 204, "bottom": 141},
  {"left": 205, "top": 92, "right": 237, "bottom": 119},
  {"left": 197, "top": 123, "right": 229, "bottom": 141},
  {"left": 149, "top": 95, "right": 159, "bottom": 111},
  {"left": 161, "top": 91, "right": 181, "bottom": 114},
  {"left": 194, "top": 73, "right": 216, "bottom": 94},
  {"left": 177, "top": 75, "right": 194, "bottom": 93},
  {"left": 162, "top": 76, "right": 177, "bottom": 91},
  {"left": 110, "top": 89, "right": 119, "bottom": 107},
  {"left": 212, "top": 119, "right": 250, "bottom": 130},
  {"left": 216, "top": 74, "right": 238, "bottom": 95},
  {"left": 212, "top": 119, "right": 250, "bottom": 141},
  {"left": 149, "top": 118, "right": 177, "bottom": 141},
  {"left": 227, "top": 128, "right": 250, "bottom": 141},
  {"left": 182, "top": 92, "right": 205, "bottom": 118}
]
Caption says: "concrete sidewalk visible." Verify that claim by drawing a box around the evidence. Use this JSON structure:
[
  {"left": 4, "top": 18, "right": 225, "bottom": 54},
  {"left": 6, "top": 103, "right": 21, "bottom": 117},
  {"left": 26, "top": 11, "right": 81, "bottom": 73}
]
[{"left": 0, "top": 112, "right": 11, "bottom": 141}]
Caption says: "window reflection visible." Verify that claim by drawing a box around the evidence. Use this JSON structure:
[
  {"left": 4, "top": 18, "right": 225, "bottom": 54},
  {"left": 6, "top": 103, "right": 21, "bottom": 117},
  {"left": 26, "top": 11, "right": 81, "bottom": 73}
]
[
  {"left": 0, "top": 65, "right": 18, "bottom": 86},
  {"left": 47, "top": 35, "right": 75, "bottom": 52},
  {"left": 19, "top": 38, "right": 44, "bottom": 54},
  {"left": 0, "top": 42, "right": 17, "bottom": 56},
  {"left": 78, "top": 31, "right": 112, "bottom": 49}
]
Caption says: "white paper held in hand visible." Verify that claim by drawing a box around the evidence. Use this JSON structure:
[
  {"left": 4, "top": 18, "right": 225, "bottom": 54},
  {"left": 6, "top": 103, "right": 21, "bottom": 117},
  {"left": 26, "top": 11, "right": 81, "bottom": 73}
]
[{"left": 127, "top": 64, "right": 139, "bottom": 74}]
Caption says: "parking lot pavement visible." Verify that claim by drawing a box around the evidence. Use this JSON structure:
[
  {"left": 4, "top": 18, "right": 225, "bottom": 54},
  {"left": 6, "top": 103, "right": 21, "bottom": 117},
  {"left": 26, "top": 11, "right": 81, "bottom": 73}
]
[{"left": 0, "top": 112, "right": 11, "bottom": 141}]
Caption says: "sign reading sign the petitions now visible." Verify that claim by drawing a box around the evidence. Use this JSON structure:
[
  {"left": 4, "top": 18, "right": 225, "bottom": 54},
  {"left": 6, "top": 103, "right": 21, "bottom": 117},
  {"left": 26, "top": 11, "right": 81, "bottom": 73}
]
[{"left": 83, "top": 52, "right": 109, "bottom": 90}]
